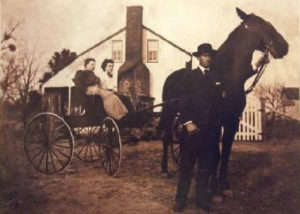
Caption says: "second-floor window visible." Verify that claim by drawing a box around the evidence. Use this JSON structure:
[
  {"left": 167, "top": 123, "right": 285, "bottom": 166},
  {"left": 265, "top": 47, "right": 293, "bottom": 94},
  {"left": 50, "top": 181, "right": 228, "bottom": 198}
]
[
  {"left": 112, "top": 40, "right": 123, "bottom": 62},
  {"left": 147, "top": 40, "right": 158, "bottom": 63}
]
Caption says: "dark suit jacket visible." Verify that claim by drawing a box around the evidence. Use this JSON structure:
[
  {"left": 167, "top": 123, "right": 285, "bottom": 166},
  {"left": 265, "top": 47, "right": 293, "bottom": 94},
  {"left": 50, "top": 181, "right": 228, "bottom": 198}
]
[{"left": 180, "top": 67, "right": 222, "bottom": 128}]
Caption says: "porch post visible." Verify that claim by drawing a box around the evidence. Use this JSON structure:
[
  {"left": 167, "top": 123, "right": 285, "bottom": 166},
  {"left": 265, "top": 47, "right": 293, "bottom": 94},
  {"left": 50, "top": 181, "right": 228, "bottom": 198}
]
[{"left": 68, "top": 86, "right": 71, "bottom": 115}]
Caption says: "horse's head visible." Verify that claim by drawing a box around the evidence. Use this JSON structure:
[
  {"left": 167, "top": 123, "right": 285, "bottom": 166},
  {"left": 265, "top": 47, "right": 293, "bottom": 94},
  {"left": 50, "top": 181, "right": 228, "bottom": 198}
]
[{"left": 236, "top": 8, "right": 288, "bottom": 59}]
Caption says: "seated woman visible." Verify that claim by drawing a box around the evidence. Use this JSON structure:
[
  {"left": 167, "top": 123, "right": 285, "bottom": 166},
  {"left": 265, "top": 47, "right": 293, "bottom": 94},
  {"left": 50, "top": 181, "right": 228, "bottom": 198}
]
[
  {"left": 99, "top": 59, "right": 134, "bottom": 112},
  {"left": 73, "top": 58, "right": 128, "bottom": 120},
  {"left": 99, "top": 58, "right": 117, "bottom": 92}
]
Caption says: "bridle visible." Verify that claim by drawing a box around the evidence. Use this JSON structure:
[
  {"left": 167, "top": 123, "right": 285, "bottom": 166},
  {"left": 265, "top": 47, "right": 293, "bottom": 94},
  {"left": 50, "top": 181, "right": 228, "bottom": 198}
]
[
  {"left": 244, "top": 49, "right": 270, "bottom": 94},
  {"left": 243, "top": 22, "right": 272, "bottom": 94}
]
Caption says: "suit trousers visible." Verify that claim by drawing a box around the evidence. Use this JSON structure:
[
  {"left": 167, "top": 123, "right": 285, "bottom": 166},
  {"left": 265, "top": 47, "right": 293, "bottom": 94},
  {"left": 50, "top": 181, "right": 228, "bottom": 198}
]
[{"left": 175, "top": 124, "right": 218, "bottom": 205}]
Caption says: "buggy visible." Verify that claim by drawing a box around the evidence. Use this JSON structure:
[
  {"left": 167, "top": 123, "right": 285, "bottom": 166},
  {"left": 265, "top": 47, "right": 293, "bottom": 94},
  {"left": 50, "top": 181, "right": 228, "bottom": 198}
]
[{"left": 24, "top": 88, "right": 182, "bottom": 177}]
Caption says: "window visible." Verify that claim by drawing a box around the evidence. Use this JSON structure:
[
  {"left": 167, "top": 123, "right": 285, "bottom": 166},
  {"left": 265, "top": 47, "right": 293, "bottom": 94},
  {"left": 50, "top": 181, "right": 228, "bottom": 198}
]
[
  {"left": 147, "top": 40, "right": 158, "bottom": 63},
  {"left": 112, "top": 40, "right": 123, "bottom": 62}
]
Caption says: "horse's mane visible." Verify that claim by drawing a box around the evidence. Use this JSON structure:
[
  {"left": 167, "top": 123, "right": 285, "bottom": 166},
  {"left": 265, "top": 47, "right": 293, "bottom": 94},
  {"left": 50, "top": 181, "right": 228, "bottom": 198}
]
[
  {"left": 213, "top": 24, "right": 243, "bottom": 70},
  {"left": 212, "top": 22, "right": 257, "bottom": 89}
]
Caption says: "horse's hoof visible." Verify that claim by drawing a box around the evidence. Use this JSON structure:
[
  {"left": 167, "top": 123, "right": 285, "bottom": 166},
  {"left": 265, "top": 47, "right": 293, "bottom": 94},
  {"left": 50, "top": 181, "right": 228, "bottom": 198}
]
[
  {"left": 212, "top": 195, "right": 223, "bottom": 204},
  {"left": 222, "top": 189, "right": 233, "bottom": 197},
  {"left": 197, "top": 208, "right": 210, "bottom": 214},
  {"left": 160, "top": 171, "right": 172, "bottom": 178}
]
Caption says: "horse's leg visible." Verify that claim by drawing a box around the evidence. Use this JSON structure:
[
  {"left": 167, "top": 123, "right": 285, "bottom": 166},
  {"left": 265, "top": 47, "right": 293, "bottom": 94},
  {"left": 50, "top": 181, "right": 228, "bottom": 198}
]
[
  {"left": 210, "top": 124, "right": 222, "bottom": 174},
  {"left": 210, "top": 125, "right": 223, "bottom": 203},
  {"left": 219, "top": 117, "right": 240, "bottom": 196},
  {"left": 161, "top": 128, "right": 172, "bottom": 175}
]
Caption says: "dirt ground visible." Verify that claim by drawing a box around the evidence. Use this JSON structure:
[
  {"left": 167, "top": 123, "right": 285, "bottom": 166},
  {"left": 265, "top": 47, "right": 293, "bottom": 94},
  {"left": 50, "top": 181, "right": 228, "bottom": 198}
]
[{"left": 1, "top": 118, "right": 300, "bottom": 214}]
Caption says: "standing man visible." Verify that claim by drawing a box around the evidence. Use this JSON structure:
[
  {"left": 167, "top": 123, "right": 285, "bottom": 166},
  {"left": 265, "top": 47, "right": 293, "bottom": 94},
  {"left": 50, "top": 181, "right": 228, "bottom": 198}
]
[{"left": 174, "top": 43, "right": 222, "bottom": 213}]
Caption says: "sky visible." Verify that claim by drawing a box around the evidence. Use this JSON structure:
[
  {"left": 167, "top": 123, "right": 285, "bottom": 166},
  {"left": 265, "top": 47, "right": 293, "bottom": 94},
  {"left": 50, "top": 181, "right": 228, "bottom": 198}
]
[{"left": 1, "top": 0, "right": 299, "bottom": 86}]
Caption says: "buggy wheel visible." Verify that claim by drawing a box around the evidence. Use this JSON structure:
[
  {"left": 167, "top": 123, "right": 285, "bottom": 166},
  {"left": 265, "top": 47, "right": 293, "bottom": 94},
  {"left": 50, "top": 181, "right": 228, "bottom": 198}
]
[
  {"left": 170, "top": 116, "right": 184, "bottom": 166},
  {"left": 24, "top": 113, "right": 74, "bottom": 174},
  {"left": 73, "top": 126, "right": 101, "bottom": 162},
  {"left": 99, "top": 117, "right": 122, "bottom": 177}
]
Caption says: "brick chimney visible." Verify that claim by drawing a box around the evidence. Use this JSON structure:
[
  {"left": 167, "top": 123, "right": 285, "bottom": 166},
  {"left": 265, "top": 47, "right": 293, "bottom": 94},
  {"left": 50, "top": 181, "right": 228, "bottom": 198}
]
[
  {"left": 125, "top": 6, "right": 143, "bottom": 62},
  {"left": 118, "top": 6, "right": 150, "bottom": 108}
]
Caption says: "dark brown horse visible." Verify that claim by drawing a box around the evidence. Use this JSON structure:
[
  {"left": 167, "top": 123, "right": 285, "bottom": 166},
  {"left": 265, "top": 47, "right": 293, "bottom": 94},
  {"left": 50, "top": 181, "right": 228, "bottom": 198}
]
[{"left": 158, "top": 8, "right": 288, "bottom": 192}]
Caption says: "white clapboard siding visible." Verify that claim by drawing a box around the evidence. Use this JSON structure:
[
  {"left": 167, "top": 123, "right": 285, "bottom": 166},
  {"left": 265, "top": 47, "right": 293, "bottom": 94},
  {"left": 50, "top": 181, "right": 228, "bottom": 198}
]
[{"left": 235, "top": 95, "right": 263, "bottom": 141}]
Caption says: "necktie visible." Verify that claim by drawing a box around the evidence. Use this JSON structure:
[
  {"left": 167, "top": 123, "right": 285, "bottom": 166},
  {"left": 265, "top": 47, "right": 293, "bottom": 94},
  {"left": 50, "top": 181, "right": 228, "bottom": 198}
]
[{"left": 204, "top": 69, "right": 209, "bottom": 76}]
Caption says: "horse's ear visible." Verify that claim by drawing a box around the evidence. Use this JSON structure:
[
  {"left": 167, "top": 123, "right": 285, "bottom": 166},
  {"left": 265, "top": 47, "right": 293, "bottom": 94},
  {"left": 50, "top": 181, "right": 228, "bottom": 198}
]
[{"left": 236, "top": 7, "right": 249, "bottom": 20}]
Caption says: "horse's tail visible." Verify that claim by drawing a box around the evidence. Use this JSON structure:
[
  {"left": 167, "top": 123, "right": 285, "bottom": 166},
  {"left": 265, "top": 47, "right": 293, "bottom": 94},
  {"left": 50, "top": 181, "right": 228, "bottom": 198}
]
[
  {"left": 156, "top": 68, "right": 187, "bottom": 138},
  {"left": 156, "top": 99, "right": 179, "bottom": 138}
]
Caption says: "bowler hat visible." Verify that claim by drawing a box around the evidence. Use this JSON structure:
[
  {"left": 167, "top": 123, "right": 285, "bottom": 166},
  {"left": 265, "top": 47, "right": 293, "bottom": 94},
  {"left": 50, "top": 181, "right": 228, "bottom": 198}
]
[{"left": 192, "top": 43, "right": 215, "bottom": 57}]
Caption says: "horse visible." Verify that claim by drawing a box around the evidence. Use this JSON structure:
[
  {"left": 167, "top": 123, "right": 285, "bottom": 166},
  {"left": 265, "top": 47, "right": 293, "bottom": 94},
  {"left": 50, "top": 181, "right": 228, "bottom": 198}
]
[{"left": 158, "top": 7, "right": 288, "bottom": 194}]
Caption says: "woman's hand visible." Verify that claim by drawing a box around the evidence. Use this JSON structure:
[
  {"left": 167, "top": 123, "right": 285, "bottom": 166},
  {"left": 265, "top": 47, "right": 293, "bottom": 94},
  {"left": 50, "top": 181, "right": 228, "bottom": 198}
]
[{"left": 86, "top": 86, "right": 97, "bottom": 95}]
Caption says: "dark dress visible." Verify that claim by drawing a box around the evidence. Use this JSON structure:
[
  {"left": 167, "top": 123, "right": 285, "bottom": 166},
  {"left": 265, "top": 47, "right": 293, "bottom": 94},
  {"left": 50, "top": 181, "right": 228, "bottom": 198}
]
[
  {"left": 72, "top": 70, "right": 104, "bottom": 118},
  {"left": 73, "top": 70, "right": 128, "bottom": 120},
  {"left": 73, "top": 70, "right": 101, "bottom": 91}
]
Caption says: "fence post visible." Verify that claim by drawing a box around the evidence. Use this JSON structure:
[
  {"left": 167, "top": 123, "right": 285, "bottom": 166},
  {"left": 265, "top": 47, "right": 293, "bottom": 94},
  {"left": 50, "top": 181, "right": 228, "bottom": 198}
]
[{"left": 259, "top": 98, "right": 267, "bottom": 141}]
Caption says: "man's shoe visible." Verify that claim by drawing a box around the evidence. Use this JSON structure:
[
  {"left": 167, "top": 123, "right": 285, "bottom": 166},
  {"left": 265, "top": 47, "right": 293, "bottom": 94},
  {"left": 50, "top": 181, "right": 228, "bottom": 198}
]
[
  {"left": 173, "top": 202, "right": 185, "bottom": 212},
  {"left": 196, "top": 201, "right": 212, "bottom": 213}
]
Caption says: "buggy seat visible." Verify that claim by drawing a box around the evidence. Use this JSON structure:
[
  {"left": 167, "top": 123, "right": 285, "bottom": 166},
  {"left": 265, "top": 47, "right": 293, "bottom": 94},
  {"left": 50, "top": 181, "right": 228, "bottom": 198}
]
[{"left": 65, "top": 86, "right": 107, "bottom": 127}]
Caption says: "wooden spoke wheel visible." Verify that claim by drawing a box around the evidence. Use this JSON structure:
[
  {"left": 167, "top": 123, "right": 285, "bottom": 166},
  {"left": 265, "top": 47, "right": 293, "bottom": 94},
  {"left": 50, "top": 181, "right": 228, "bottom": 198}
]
[
  {"left": 24, "top": 113, "right": 74, "bottom": 174},
  {"left": 170, "top": 116, "right": 184, "bottom": 166},
  {"left": 99, "top": 117, "right": 122, "bottom": 177},
  {"left": 73, "top": 126, "right": 101, "bottom": 162}
]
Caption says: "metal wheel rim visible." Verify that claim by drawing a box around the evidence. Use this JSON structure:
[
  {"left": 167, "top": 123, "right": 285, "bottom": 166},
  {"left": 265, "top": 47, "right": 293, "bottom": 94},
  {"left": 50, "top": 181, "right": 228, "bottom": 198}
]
[
  {"left": 73, "top": 126, "right": 101, "bottom": 162},
  {"left": 170, "top": 117, "right": 182, "bottom": 166},
  {"left": 24, "top": 112, "right": 74, "bottom": 174},
  {"left": 99, "top": 117, "right": 122, "bottom": 177}
]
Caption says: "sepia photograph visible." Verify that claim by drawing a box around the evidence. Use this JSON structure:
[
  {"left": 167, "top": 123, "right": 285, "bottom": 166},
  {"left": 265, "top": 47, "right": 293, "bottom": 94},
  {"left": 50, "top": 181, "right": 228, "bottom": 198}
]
[{"left": 1, "top": 0, "right": 299, "bottom": 213}]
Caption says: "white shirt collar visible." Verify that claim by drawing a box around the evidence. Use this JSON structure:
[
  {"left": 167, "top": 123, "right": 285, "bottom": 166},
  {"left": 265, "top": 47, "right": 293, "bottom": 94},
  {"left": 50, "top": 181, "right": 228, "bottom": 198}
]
[{"left": 198, "top": 65, "right": 210, "bottom": 74}]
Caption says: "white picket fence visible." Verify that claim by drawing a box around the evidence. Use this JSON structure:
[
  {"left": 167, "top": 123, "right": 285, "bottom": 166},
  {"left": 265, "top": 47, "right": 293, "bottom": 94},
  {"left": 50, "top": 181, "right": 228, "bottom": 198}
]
[{"left": 235, "top": 95, "right": 264, "bottom": 141}]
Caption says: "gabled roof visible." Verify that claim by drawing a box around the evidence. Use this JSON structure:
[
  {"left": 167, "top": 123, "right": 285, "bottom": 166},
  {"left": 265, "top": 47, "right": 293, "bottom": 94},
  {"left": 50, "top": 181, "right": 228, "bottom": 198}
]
[
  {"left": 42, "top": 28, "right": 126, "bottom": 89},
  {"left": 282, "top": 87, "right": 299, "bottom": 100},
  {"left": 42, "top": 26, "right": 192, "bottom": 89},
  {"left": 77, "top": 27, "right": 126, "bottom": 58},
  {"left": 143, "top": 25, "right": 192, "bottom": 57}
]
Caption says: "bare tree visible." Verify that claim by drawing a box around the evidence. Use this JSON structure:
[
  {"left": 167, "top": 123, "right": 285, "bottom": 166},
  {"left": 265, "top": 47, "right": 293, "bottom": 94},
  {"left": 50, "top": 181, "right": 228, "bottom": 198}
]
[
  {"left": 0, "top": 55, "right": 22, "bottom": 102},
  {"left": 1, "top": 21, "right": 20, "bottom": 102},
  {"left": 1, "top": 21, "right": 19, "bottom": 52},
  {"left": 1, "top": 21, "right": 41, "bottom": 124},
  {"left": 13, "top": 50, "right": 40, "bottom": 125},
  {"left": 254, "top": 82, "right": 290, "bottom": 138},
  {"left": 1, "top": 48, "right": 40, "bottom": 125},
  {"left": 254, "top": 82, "right": 286, "bottom": 113}
]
